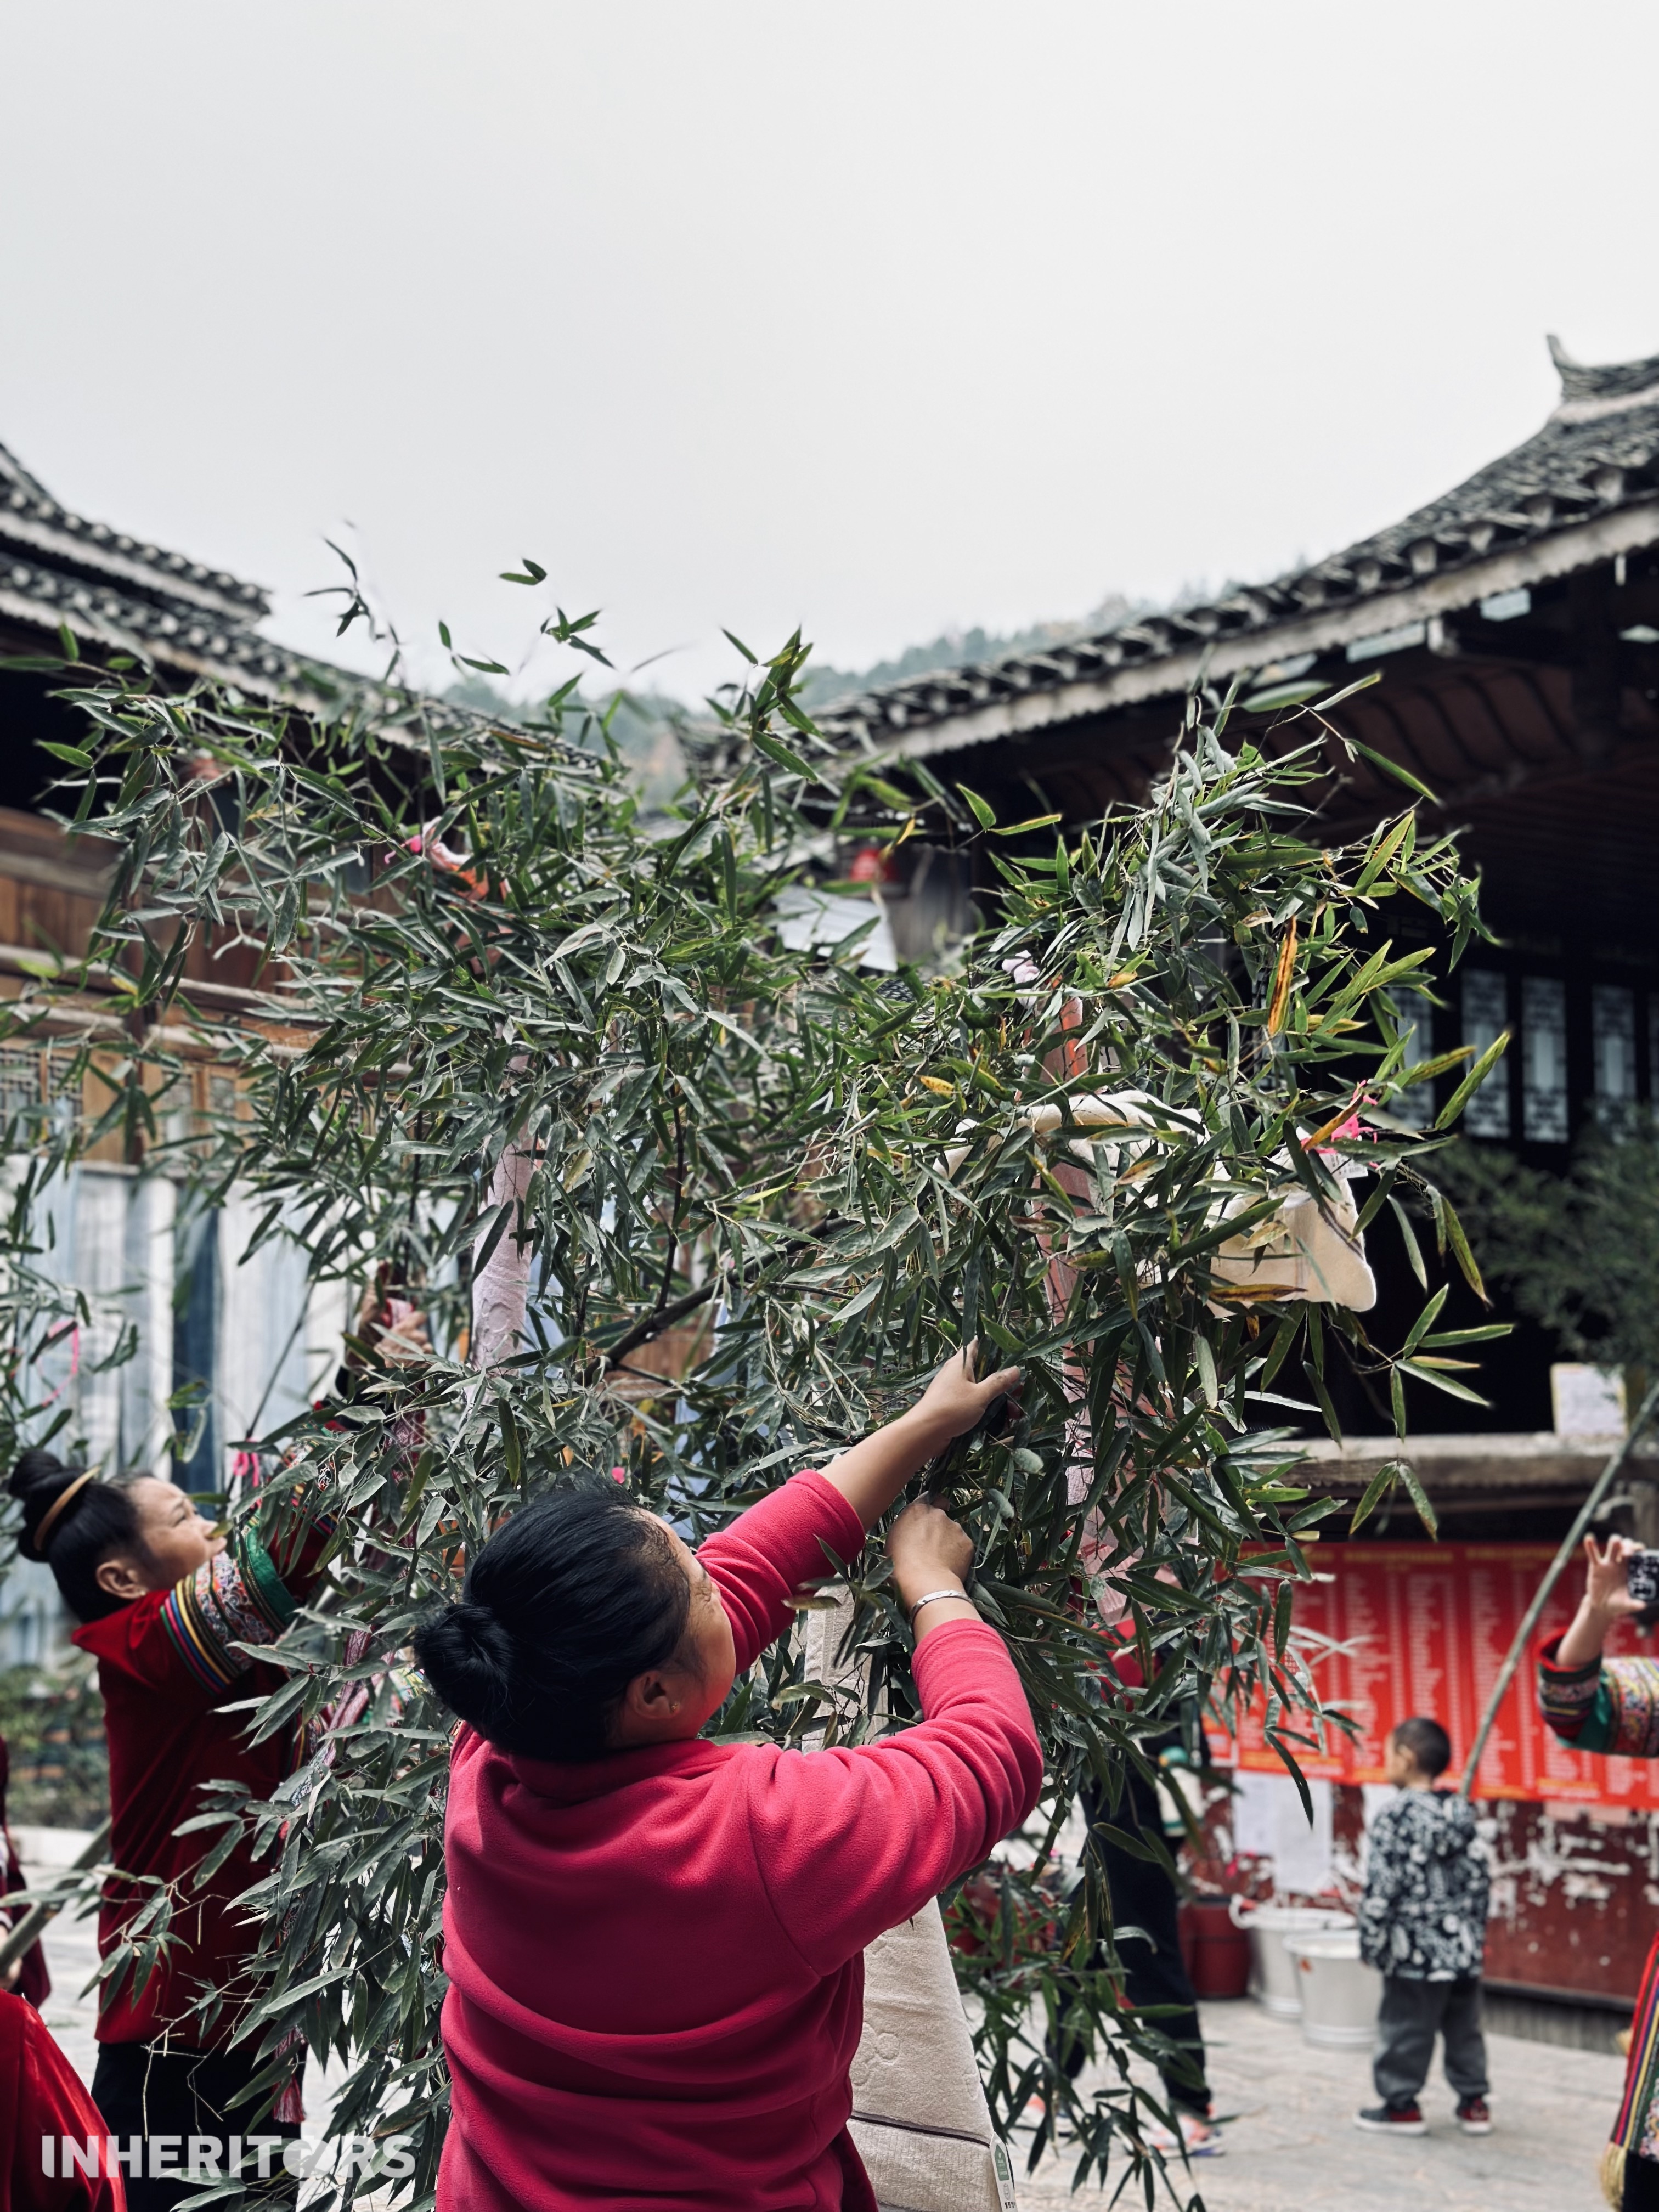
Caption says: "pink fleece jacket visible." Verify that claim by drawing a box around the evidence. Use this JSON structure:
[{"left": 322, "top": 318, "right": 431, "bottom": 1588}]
[{"left": 437, "top": 1469, "right": 1043, "bottom": 2211}]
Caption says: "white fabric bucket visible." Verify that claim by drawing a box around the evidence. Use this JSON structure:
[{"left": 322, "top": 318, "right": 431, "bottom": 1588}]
[
  {"left": 1285, "top": 1931, "right": 1382, "bottom": 2049},
  {"left": 1229, "top": 1900, "right": 1353, "bottom": 2018}
]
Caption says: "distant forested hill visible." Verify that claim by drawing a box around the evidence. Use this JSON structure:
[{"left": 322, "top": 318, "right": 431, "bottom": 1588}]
[
  {"left": 796, "top": 592, "right": 1150, "bottom": 708},
  {"left": 442, "top": 584, "right": 1156, "bottom": 799},
  {"left": 444, "top": 673, "right": 689, "bottom": 806}
]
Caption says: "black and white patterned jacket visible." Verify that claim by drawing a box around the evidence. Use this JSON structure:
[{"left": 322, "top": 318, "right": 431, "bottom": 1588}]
[{"left": 1357, "top": 1788, "right": 1489, "bottom": 1980}]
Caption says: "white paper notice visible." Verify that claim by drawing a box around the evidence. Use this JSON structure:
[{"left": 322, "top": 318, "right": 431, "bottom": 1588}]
[
  {"left": 1231, "top": 1769, "right": 1278, "bottom": 1858},
  {"left": 1232, "top": 1770, "right": 1334, "bottom": 1893}
]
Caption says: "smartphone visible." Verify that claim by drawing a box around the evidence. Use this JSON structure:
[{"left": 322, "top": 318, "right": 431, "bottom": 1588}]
[{"left": 1627, "top": 1550, "right": 1659, "bottom": 1607}]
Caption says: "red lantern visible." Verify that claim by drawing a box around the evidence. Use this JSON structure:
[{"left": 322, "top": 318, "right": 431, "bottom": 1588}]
[{"left": 847, "top": 845, "right": 891, "bottom": 885}]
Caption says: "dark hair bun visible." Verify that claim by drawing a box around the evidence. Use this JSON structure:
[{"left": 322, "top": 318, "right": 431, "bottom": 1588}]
[
  {"left": 8, "top": 1449, "right": 141, "bottom": 1621},
  {"left": 413, "top": 1484, "right": 692, "bottom": 1762},
  {"left": 9, "top": 1448, "right": 91, "bottom": 1564},
  {"left": 413, "top": 1601, "right": 517, "bottom": 1735}
]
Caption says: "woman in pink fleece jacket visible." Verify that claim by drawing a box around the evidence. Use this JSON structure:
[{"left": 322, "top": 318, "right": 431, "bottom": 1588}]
[{"left": 414, "top": 1348, "right": 1042, "bottom": 2211}]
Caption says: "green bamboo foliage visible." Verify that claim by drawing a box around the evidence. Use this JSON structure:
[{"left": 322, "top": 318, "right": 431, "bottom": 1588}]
[{"left": 2, "top": 637, "right": 1497, "bottom": 2203}]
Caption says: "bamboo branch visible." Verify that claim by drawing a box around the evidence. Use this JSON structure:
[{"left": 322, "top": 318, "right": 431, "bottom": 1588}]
[
  {"left": 596, "top": 1277, "right": 721, "bottom": 1370},
  {"left": 0, "top": 1818, "right": 114, "bottom": 1982}
]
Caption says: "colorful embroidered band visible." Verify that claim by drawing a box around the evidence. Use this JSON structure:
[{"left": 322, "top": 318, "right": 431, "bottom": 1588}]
[
  {"left": 1605, "top": 1931, "right": 1659, "bottom": 2207},
  {"left": 161, "top": 1530, "right": 297, "bottom": 1694}
]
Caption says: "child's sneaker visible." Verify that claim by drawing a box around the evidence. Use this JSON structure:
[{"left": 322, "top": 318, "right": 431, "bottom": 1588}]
[
  {"left": 1455, "top": 2095, "right": 1493, "bottom": 2136},
  {"left": 1142, "top": 2113, "right": 1225, "bottom": 2159},
  {"left": 1353, "top": 2102, "right": 1427, "bottom": 2135},
  {"left": 1178, "top": 2114, "right": 1224, "bottom": 2158}
]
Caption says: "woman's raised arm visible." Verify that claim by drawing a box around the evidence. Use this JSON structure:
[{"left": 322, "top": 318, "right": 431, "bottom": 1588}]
[{"left": 819, "top": 1344, "right": 1020, "bottom": 1531}]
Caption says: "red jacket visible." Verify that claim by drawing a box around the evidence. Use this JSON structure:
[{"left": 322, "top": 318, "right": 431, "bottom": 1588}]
[
  {"left": 438, "top": 1470, "right": 1043, "bottom": 2212},
  {"left": 1, "top": 1737, "right": 49, "bottom": 2010},
  {"left": 71, "top": 1524, "right": 321, "bottom": 2047},
  {"left": 0, "top": 1990, "right": 123, "bottom": 2211}
]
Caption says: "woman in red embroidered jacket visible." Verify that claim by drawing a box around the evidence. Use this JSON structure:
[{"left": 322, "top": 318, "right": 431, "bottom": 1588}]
[
  {"left": 413, "top": 1346, "right": 1042, "bottom": 2212},
  {"left": 1, "top": 1987, "right": 125, "bottom": 2212},
  {"left": 6, "top": 1448, "right": 330, "bottom": 2212},
  {"left": 1, "top": 1731, "right": 50, "bottom": 2007},
  {"left": 1538, "top": 1534, "right": 1659, "bottom": 2212}
]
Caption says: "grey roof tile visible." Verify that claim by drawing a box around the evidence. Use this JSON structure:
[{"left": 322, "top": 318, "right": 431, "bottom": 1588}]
[{"left": 812, "top": 337, "right": 1659, "bottom": 746}]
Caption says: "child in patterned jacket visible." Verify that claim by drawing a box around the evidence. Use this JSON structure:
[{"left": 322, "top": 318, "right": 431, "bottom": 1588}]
[{"left": 1352, "top": 1716, "right": 1493, "bottom": 2140}]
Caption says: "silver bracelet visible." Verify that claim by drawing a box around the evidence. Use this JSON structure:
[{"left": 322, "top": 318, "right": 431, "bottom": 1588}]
[{"left": 907, "top": 1588, "right": 968, "bottom": 1629}]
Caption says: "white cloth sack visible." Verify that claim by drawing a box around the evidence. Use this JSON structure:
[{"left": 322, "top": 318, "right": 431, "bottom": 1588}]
[
  {"left": 946, "top": 1086, "right": 1375, "bottom": 1311},
  {"left": 1206, "top": 1170, "right": 1374, "bottom": 1309},
  {"left": 471, "top": 1132, "right": 537, "bottom": 1369},
  {"left": 800, "top": 1594, "right": 1017, "bottom": 2212},
  {"left": 850, "top": 1903, "right": 1018, "bottom": 2212}
]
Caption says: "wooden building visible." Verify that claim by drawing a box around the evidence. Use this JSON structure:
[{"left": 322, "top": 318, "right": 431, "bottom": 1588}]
[
  {"left": 816, "top": 337, "right": 1659, "bottom": 1480},
  {"left": 5, "top": 351, "right": 1658, "bottom": 2026},
  {"left": 0, "top": 443, "right": 351, "bottom": 1661},
  {"left": 809, "top": 338, "right": 1659, "bottom": 2032}
]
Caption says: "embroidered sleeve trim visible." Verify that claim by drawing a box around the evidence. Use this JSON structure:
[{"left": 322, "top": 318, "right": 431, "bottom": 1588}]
[
  {"left": 160, "top": 1532, "right": 297, "bottom": 1694},
  {"left": 1605, "top": 1660, "right": 1659, "bottom": 1760},
  {"left": 1538, "top": 1632, "right": 1601, "bottom": 1683},
  {"left": 1537, "top": 1639, "right": 1604, "bottom": 1742}
]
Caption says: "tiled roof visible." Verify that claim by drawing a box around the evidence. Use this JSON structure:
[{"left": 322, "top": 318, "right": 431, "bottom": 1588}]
[
  {"left": 0, "top": 439, "right": 597, "bottom": 763},
  {"left": 812, "top": 338, "right": 1659, "bottom": 752},
  {"left": 0, "top": 438, "right": 326, "bottom": 701}
]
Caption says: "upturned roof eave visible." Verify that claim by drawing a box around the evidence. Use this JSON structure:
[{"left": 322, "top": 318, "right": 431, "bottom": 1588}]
[
  {"left": 829, "top": 495, "right": 1659, "bottom": 764},
  {"left": 0, "top": 503, "right": 267, "bottom": 627},
  {"left": 0, "top": 452, "right": 270, "bottom": 628},
  {"left": 0, "top": 576, "right": 339, "bottom": 712}
]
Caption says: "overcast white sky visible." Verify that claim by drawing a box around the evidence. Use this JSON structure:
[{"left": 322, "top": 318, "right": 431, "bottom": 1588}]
[{"left": 4, "top": 2, "right": 1658, "bottom": 706}]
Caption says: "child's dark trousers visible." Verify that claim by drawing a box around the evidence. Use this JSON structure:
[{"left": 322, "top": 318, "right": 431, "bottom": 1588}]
[{"left": 1373, "top": 1973, "right": 1489, "bottom": 2108}]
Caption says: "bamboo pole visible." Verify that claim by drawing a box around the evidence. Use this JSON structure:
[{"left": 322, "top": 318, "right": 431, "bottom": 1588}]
[
  {"left": 0, "top": 1817, "right": 112, "bottom": 1982},
  {"left": 1458, "top": 1379, "right": 1659, "bottom": 1799}
]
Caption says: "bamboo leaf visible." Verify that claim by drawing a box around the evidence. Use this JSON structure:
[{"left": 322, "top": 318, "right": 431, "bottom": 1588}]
[
  {"left": 1355, "top": 812, "right": 1414, "bottom": 896},
  {"left": 1397, "top": 1458, "right": 1439, "bottom": 1537},
  {"left": 751, "top": 731, "right": 821, "bottom": 783},
  {"left": 1439, "top": 1192, "right": 1488, "bottom": 1303},
  {"left": 1308, "top": 668, "right": 1383, "bottom": 715},
  {"left": 1266, "top": 921, "right": 1299, "bottom": 1035},
  {"left": 1387, "top": 1194, "right": 1428, "bottom": 1290},
  {"left": 1342, "top": 733, "right": 1441, "bottom": 803},
  {"left": 1434, "top": 1029, "right": 1511, "bottom": 1131},
  {"left": 1401, "top": 1283, "right": 1448, "bottom": 1356},
  {"left": 498, "top": 1398, "right": 523, "bottom": 1486},
  {"left": 1348, "top": 1458, "right": 1402, "bottom": 1536}
]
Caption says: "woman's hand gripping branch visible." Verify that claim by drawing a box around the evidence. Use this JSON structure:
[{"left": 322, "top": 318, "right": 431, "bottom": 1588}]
[{"left": 820, "top": 1341, "right": 1022, "bottom": 1641}]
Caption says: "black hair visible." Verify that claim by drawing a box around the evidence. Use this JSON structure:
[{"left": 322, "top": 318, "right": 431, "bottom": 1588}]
[
  {"left": 1392, "top": 1714, "right": 1452, "bottom": 1780},
  {"left": 8, "top": 1449, "right": 144, "bottom": 1622},
  {"left": 412, "top": 1482, "right": 692, "bottom": 1763}
]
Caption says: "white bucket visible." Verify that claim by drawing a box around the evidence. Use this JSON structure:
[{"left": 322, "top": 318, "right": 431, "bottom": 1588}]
[
  {"left": 1229, "top": 1900, "right": 1355, "bottom": 2019},
  {"left": 1285, "top": 1931, "right": 1382, "bottom": 2049}
]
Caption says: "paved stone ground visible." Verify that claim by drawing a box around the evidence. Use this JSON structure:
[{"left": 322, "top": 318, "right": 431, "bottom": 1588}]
[{"left": 1012, "top": 1998, "right": 1624, "bottom": 2211}]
